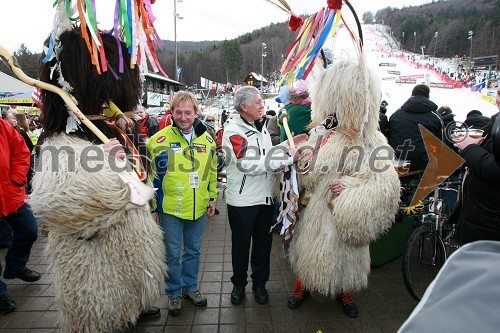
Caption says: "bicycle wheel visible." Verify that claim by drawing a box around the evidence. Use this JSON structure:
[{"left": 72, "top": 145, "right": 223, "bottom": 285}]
[{"left": 402, "top": 224, "right": 447, "bottom": 301}]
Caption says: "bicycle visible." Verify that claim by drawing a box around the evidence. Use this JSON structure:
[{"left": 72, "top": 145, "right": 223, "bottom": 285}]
[{"left": 401, "top": 180, "right": 462, "bottom": 301}]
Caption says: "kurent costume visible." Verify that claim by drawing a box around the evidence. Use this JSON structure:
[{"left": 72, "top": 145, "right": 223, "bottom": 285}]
[
  {"left": 27, "top": 2, "right": 167, "bottom": 330},
  {"left": 30, "top": 134, "right": 166, "bottom": 332},
  {"left": 290, "top": 59, "right": 400, "bottom": 296}
]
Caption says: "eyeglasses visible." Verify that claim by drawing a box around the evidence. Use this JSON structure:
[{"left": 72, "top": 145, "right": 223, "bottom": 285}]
[{"left": 206, "top": 119, "right": 215, "bottom": 122}]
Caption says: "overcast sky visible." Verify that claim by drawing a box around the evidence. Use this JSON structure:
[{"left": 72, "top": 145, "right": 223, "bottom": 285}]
[{"left": 0, "top": 0, "right": 433, "bottom": 53}]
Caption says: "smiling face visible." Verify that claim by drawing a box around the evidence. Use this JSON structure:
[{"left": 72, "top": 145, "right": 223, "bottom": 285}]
[
  {"left": 173, "top": 99, "right": 197, "bottom": 131},
  {"left": 240, "top": 92, "right": 264, "bottom": 122}
]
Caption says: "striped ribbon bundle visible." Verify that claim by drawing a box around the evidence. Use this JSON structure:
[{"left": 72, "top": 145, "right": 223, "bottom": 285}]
[
  {"left": 263, "top": 1, "right": 363, "bottom": 87},
  {"left": 43, "top": 0, "right": 167, "bottom": 78},
  {"left": 279, "top": 7, "right": 342, "bottom": 87}
]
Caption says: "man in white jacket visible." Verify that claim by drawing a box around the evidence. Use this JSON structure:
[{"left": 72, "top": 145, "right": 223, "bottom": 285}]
[{"left": 222, "top": 86, "right": 303, "bottom": 305}]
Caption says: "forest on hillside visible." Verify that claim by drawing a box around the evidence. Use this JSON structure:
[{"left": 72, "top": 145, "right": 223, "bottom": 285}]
[
  {"left": 156, "top": 22, "right": 295, "bottom": 87},
  {"left": 364, "top": 0, "right": 499, "bottom": 60}
]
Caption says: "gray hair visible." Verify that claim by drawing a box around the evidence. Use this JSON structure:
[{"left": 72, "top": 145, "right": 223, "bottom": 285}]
[{"left": 234, "top": 86, "right": 260, "bottom": 113}]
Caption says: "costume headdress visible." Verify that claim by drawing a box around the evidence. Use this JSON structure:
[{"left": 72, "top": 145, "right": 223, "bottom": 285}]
[
  {"left": 44, "top": 0, "right": 167, "bottom": 78},
  {"left": 265, "top": 0, "right": 370, "bottom": 138}
]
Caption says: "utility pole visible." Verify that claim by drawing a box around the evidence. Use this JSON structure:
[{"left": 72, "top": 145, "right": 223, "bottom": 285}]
[
  {"left": 468, "top": 30, "right": 474, "bottom": 70},
  {"left": 261, "top": 42, "right": 267, "bottom": 94},
  {"left": 413, "top": 32, "right": 416, "bottom": 54},
  {"left": 433, "top": 31, "right": 438, "bottom": 64},
  {"left": 174, "top": 0, "right": 184, "bottom": 82},
  {"left": 402, "top": 32, "right": 405, "bottom": 51}
]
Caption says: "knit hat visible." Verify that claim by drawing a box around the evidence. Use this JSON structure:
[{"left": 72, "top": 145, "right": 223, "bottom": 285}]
[
  {"left": 288, "top": 80, "right": 310, "bottom": 100},
  {"left": 275, "top": 86, "right": 291, "bottom": 105},
  {"left": 437, "top": 106, "right": 454, "bottom": 116},
  {"left": 466, "top": 110, "right": 482, "bottom": 117}
]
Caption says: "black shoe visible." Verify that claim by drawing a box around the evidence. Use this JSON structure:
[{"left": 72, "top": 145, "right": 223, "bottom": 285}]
[
  {"left": 287, "top": 289, "right": 310, "bottom": 309},
  {"left": 272, "top": 222, "right": 283, "bottom": 234},
  {"left": 230, "top": 286, "right": 245, "bottom": 305},
  {"left": 3, "top": 268, "right": 41, "bottom": 282},
  {"left": 139, "top": 307, "right": 160, "bottom": 320},
  {"left": 0, "top": 293, "right": 16, "bottom": 314},
  {"left": 252, "top": 285, "right": 268, "bottom": 305},
  {"left": 337, "top": 291, "right": 358, "bottom": 318}
]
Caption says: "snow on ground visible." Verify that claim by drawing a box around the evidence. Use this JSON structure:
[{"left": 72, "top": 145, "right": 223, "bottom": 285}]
[
  {"left": 264, "top": 23, "right": 498, "bottom": 124},
  {"left": 365, "top": 25, "right": 498, "bottom": 122}
]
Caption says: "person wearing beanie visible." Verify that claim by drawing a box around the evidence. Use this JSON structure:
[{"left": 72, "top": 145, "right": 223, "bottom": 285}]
[
  {"left": 379, "top": 100, "right": 389, "bottom": 138},
  {"left": 389, "top": 84, "right": 442, "bottom": 171},
  {"left": 463, "top": 110, "right": 490, "bottom": 129},
  {"left": 437, "top": 106, "right": 456, "bottom": 149},
  {"left": 277, "top": 80, "right": 312, "bottom": 143}
]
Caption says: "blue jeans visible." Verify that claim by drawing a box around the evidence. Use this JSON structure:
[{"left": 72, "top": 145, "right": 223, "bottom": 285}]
[
  {"left": 0, "top": 203, "right": 38, "bottom": 294},
  {"left": 159, "top": 212, "right": 206, "bottom": 298}
]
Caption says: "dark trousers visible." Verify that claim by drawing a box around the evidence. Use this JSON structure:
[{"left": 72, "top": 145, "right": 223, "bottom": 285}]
[
  {"left": 227, "top": 204, "right": 273, "bottom": 288},
  {"left": 0, "top": 220, "right": 12, "bottom": 247},
  {"left": 0, "top": 203, "right": 38, "bottom": 294}
]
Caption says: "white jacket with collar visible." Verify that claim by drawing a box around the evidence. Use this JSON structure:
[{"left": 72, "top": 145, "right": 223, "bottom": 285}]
[{"left": 222, "top": 113, "right": 293, "bottom": 207}]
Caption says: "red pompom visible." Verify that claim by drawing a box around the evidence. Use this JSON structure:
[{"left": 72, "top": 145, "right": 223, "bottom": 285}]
[
  {"left": 288, "top": 14, "right": 303, "bottom": 32},
  {"left": 327, "top": 0, "right": 342, "bottom": 10}
]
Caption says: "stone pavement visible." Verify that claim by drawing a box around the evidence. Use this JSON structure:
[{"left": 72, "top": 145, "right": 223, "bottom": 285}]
[{"left": 0, "top": 195, "right": 418, "bottom": 333}]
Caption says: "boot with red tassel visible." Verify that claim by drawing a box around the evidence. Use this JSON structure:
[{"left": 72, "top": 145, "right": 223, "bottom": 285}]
[
  {"left": 337, "top": 290, "right": 358, "bottom": 318},
  {"left": 287, "top": 278, "right": 310, "bottom": 309}
]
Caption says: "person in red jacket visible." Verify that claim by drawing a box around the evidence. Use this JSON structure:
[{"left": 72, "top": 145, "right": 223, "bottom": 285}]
[
  {"left": 0, "top": 118, "right": 40, "bottom": 314},
  {"left": 158, "top": 109, "right": 173, "bottom": 130},
  {"left": 135, "top": 106, "right": 159, "bottom": 138}
]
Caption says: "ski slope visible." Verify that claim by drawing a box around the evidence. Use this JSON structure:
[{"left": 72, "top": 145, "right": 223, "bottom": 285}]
[{"left": 265, "top": 24, "right": 498, "bottom": 123}]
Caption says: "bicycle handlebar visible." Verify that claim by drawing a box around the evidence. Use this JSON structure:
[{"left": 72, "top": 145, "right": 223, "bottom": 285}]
[{"left": 437, "top": 181, "right": 463, "bottom": 189}]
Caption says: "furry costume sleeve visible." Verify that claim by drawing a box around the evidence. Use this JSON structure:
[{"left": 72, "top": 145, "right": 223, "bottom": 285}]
[
  {"left": 297, "top": 131, "right": 400, "bottom": 246},
  {"left": 30, "top": 134, "right": 132, "bottom": 239},
  {"left": 334, "top": 168, "right": 400, "bottom": 246}
]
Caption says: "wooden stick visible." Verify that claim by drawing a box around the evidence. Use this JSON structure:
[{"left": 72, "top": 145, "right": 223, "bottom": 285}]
[
  {"left": 279, "top": 110, "right": 295, "bottom": 149},
  {"left": 0, "top": 44, "right": 109, "bottom": 143}
]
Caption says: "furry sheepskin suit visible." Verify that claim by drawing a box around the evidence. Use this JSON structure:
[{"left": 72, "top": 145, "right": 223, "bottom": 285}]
[
  {"left": 29, "top": 134, "right": 166, "bottom": 333},
  {"left": 289, "top": 58, "right": 400, "bottom": 296}
]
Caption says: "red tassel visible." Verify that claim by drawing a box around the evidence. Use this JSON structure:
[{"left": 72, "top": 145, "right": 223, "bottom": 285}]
[
  {"left": 327, "top": 0, "right": 342, "bottom": 10},
  {"left": 288, "top": 14, "right": 303, "bottom": 32}
]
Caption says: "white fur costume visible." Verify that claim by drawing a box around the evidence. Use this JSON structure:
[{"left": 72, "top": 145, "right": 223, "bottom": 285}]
[
  {"left": 29, "top": 134, "right": 166, "bottom": 333},
  {"left": 289, "top": 58, "right": 400, "bottom": 296}
]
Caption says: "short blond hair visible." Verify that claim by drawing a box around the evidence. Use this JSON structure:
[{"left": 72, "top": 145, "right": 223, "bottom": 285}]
[{"left": 172, "top": 91, "right": 199, "bottom": 113}]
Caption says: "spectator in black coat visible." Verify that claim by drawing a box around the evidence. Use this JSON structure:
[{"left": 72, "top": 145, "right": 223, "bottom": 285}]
[
  {"left": 437, "top": 106, "right": 456, "bottom": 150},
  {"left": 388, "top": 84, "right": 443, "bottom": 171},
  {"left": 379, "top": 100, "right": 389, "bottom": 139},
  {"left": 221, "top": 109, "right": 229, "bottom": 127},
  {"left": 453, "top": 112, "right": 500, "bottom": 245},
  {"left": 463, "top": 110, "right": 490, "bottom": 130}
]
